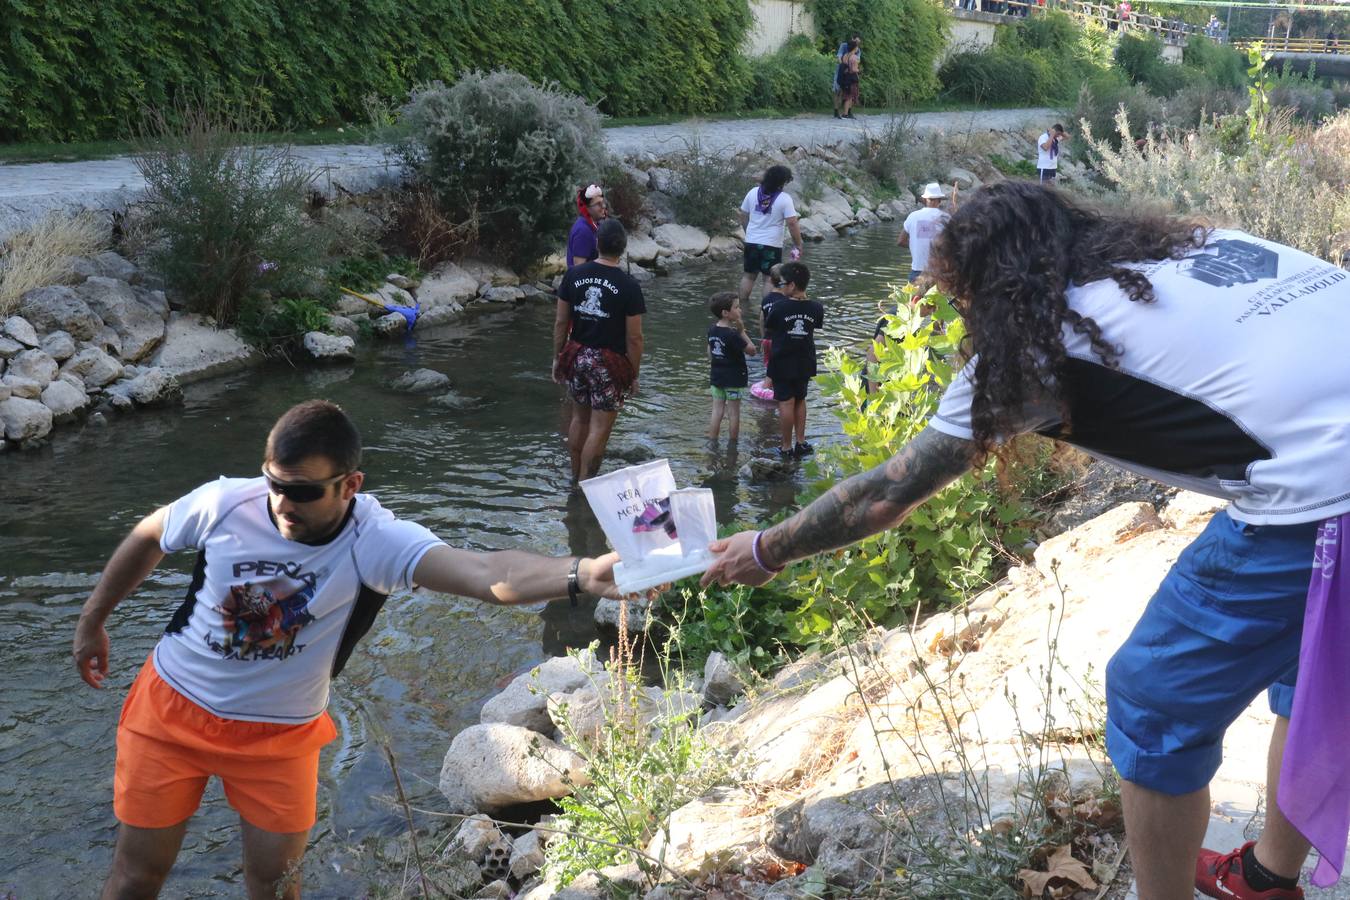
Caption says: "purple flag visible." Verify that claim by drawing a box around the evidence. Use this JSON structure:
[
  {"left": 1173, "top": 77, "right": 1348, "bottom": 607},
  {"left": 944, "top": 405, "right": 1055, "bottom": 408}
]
[{"left": 1279, "top": 514, "right": 1350, "bottom": 887}]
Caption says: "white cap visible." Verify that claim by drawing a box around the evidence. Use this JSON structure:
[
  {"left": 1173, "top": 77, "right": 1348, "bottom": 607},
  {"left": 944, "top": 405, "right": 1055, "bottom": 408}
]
[
  {"left": 920, "top": 182, "right": 948, "bottom": 200},
  {"left": 584, "top": 184, "right": 604, "bottom": 200}
]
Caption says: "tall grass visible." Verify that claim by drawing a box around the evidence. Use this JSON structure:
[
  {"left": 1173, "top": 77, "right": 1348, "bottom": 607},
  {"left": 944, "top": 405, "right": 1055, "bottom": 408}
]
[{"left": 0, "top": 212, "right": 107, "bottom": 315}]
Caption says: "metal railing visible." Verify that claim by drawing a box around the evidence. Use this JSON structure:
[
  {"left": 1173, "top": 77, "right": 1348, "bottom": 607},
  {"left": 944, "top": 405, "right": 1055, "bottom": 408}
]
[
  {"left": 1232, "top": 36, "right": 1346, "bottom": 55},
  {"left": 949, "top": 0, "right": 1216, "bottom": 47}
]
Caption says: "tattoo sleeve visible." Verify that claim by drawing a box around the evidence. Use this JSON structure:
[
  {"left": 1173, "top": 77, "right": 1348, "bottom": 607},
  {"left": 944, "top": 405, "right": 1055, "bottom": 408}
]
[{"left": 760, "top": 427, "right": 976, "bottom": 567}]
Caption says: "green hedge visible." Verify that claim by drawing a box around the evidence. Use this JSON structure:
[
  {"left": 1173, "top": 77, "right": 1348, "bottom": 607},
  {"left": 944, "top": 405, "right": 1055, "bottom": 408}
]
[
  {"left": 745, "top": 34, "right": 837, "bottom": 110},
  {"left": 0, "top": 0, "right": 753, "bottom": 141},
  {"left": 807, "top": 0, "right": 948, "bottom": 105}
]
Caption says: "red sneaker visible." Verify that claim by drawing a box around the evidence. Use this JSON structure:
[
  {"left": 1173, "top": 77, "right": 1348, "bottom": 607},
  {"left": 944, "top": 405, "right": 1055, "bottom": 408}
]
[{"left": 1196, "top": 842, "right": 1304, "bottom": 899}]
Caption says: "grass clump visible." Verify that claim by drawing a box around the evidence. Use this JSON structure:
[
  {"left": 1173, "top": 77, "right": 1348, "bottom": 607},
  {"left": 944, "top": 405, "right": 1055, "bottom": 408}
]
[{"left": 0, "top": 212, "right": 107, "bottom": 314}]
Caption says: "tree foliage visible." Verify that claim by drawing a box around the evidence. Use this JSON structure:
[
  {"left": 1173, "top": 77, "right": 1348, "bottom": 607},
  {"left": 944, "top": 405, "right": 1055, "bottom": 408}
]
[{"left": 807, "top": 0, "right": 948, "bottom": 105}]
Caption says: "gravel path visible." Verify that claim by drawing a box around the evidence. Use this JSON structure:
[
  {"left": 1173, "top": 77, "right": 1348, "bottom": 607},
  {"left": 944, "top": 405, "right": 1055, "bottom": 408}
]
[{"left": 0, "top": 108, "right": 1054, "bottom": 240}]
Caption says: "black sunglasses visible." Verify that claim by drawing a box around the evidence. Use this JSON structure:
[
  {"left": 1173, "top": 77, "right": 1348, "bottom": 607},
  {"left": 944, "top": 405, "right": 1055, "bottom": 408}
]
[{"left": 261, "top": 467, "right": 350, "bottom": 503}]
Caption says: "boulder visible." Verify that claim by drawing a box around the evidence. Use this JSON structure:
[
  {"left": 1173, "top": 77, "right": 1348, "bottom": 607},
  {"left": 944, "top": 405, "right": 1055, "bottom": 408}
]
[
  {"left": 854, "top": 207, "right": 879, "bottom": 226},
  {"left": 508, "top": 830, "right": 545, "bottom": 880},
  {"left": 646, "top": 787, "right": 767, "bottom": 877},
  {"left": 646, "top": 190, "right": 677, "bottom": 226},
  {"left": 626, "top": 264, "right": 656, "bottom": 284},
  {"left": 947, "top": 166, "right": 981, "bottom": 190},
  {"left": 107, "top": 367, "right": 181, "bottom": 406},
  {"left": 418, "top": 262, "right": 482, "bottom": 308},
  {"left": 702, "top": 651, "right": 747, "bottom": 706},
  {"left": 438, "top": 723, "right": 589, "bottom": 813},
  {"left": 707, "top": 235, "right": 742, "bottom": 258},
  {"left": 40, "top": 331, "right": 77, "bottom": 362},
  {"left": 480, "top": 653, "right": 601, "bottom": 734},
  {"left": 447, "top": 813, "right": 505, "bottom": 863},
  {"left": 86, "top": 251, "right": 140, "bottom": 284},
  {"left": 0, "top": 384, "right": 8, "bottom": 403},
  {"left": 647, "top": 166, "right": 678, "bottom": 193},
  {"left": 459, "top": 259, "right": 519, "bottom": 287},
  {"left": 0, "top": 396, "right": 53, "bottom": 443},
  {"left": 7, "top": 349, "right": 58, "bottom": 388},
  {"left": 2, "top": 316, "right": 39, "bottom": 348},
  {"left": 391, "top": 368, "right": 451, "bottom": 394},
  {"left": 62, "top": 347, "right": 124, "bottom": 389},
  {"left": 75, "top": 277, "right": 167, "bottom": 362},
  {"left": 518, "top": 283, "right": 549, "bottom": 302},
  {"left": 386, "top": 273, "right": 417, "bottom": 291},
  {"left": 372, "top": 312, "right": 407, "bottom": 336},
  {"left": 2, "top": 376, "right": 42, "bottom": 399},
  {"left": 373, "top": 282, "right": 416, "bottom": 309},
  {"left": 478, "top": 286, "right": 525, "bottom": 304},
  {"left": 302, "top": 332, "right": 355, "bottom": 362},
  {"left": 0, "top": 337, "right": 23, "bottom": 359},
  {"left": 624, "top": 234, "right": 662, "bottom": 266},
  {"left": 148, "top": 313, "right": 258, "bottom": 385},
  {"left": 652, "top": 224, "right": 711, "bottom": 256},
  {"left": 17, "top": 286, "right": 103, "bottom": 341},
  {"left": 324, "top": 315, "right": 359, "bottom": 337},
  {"left": 534, "top": 253, "right": 567, "bottom": 279},
  {"left": 473, "top": 879, "right": 512, "bottom": 899},
  {"left": 429, "top": 390, "right": 486, "bottom": 411},
  {"left": 90, "top": 325, "right": 123, "bottom": 357},
  {"left": 594, "top": 597, "right": 649, "bottom": 631},
  {"left": 795, "top": 216, "right": 832, "bottom": 242},
  {"left": 878, "top": 196, "right": 919, "bottom": 220},
  {"left": 415, "top": 304, "right": 462, "bottom": 329},
  {"left": 805, "top": 187, "right": 855, "bottom": 229},
  {"left": 40, "top": 379, "right": 89, "bottom": 422}
]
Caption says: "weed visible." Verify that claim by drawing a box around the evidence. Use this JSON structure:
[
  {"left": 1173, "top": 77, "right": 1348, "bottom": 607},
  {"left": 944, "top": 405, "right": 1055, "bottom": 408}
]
[
  {"left": 666, "top": 134, "right": 753, "bottom": 236},
  {"left": 0, "top": 212, "right": 107, "bottom": 314}
]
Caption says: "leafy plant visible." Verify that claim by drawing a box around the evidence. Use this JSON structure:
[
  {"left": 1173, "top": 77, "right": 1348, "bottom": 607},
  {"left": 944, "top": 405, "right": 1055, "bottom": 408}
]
[
  {"left": 988, "top": 152, "right": 1037, "bottom": 179},
  {"left": 236, "top": 295, "right": 334, "bottom": 351},
  {"left": 744, "top": 34, "right": 836, "bottom": 111}
]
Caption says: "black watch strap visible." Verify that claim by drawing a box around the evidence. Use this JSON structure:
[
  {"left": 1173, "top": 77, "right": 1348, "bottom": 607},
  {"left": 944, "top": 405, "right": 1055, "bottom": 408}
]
[{"left": 568, "top": 557, "right": 582, "bottom": 608}]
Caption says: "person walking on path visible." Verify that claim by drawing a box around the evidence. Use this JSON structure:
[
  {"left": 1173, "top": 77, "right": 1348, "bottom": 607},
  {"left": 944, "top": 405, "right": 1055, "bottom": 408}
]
[
  {"left": 703, "top": 180, "right": 1350, "bottom": 900},
  {"left": 837, "top": 39, "right": 862, "bottom": 119},
  {"left": 762, "top": 261, "right": 823, "bottom": 459},
  {"left": 1037, "top": 124, "right": 1068, "bottom": 182},
  {"left": 897, "top": 182, "right": 954, "bottom": 285},
  {"left": 738, "top": 165, "right": 804, "bottom": 307},
  {"left": 567, "top": 183, "right": 609, "bottom": 269},
  {"left": 553, "top": 219, "right": 646, "bottom": 483},
  {"left": 73, "top": 399, "right": 637, "bottom": 900},
  {"left": 706, "top": 291, "right": 758, "bottom": 445},
  {"left": 833, "top": 33, "right": 861, "bottom": 117}
]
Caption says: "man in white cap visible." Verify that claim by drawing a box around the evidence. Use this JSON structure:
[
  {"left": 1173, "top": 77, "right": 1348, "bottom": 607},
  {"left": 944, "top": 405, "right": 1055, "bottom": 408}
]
[{"left": 897, "top": 183, "right": 952, "bottom": 284}]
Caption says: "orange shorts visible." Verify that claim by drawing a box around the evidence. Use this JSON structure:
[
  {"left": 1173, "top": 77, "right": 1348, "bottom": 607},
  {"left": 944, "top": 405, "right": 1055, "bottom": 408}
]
[{"left": 114, "top": 657, "right": 337, "bottom": 833}]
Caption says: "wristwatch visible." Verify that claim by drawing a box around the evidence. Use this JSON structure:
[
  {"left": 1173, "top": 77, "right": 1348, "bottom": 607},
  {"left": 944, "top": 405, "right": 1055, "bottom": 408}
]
[{"left": 568, "top": 558, "right": 582, "bottom": 608}]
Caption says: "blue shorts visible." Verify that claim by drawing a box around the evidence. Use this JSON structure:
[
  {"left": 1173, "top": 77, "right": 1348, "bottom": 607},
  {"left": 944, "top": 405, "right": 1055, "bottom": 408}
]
[{"left": 1105, "top": 510, "right": 1318, "bottom": 795}]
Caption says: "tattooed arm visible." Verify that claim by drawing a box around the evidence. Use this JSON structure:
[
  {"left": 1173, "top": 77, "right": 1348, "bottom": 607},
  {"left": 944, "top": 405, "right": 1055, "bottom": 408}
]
[{"left": 701, "top": 427, "right": 976, "bottom": 587}]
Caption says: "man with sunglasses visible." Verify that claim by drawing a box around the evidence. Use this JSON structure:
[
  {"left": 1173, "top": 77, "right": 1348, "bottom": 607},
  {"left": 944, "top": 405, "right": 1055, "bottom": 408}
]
[{"left": 72, "top": 399, "right": 628, "bottom": 899}]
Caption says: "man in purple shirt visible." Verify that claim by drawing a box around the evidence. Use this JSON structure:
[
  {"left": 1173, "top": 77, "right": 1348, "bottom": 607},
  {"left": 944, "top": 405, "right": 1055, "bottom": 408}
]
[{"left": 567, "top": 184, "right": 609, "bottom": 268}]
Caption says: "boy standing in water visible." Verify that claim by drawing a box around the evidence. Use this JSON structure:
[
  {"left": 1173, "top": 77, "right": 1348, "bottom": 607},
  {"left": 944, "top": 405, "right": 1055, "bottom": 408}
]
[
  {"left": 757, "top": 264, "right": 788, "bottom": 394},
  {"left": 708, "top": 291, "right": 757, "bottom": 444},
  {"left": 763, "top": 261, "right": 823, "bottom": 459}
]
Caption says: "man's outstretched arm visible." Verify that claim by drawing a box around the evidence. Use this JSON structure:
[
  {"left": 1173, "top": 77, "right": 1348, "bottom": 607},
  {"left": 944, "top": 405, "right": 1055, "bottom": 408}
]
[
  {"left": 702, "top": 427, "right": 976, "bottom": 586},
  {"left": 414, "top": 547, "right": 636, "bottom": 605}
]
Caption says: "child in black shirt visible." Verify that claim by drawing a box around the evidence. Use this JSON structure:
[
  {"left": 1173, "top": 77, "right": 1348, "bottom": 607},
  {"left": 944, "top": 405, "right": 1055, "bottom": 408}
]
[
  {"left": 763, "top": 261, "right": 824, "bottom": 458},
  {"left": 707, "top": 291, "right": 758, "bottom": 443}
]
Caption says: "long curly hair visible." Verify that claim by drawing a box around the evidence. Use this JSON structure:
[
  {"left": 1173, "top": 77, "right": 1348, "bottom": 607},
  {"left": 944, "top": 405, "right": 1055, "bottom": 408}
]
[{"left": 927, "top": 181, "right": 1208, "bottom": 458}]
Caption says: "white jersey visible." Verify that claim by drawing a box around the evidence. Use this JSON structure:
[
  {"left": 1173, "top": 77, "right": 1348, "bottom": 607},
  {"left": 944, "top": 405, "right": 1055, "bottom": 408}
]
[
  {"left": 153, "top": 477, "right": 444, "bottom": 723},
  {"left": 1037, "top": 132, "right": 1061, "bottom": 170},
  {"left": 932, "top": 230, "right": 1350, "bottom": 525},
  {"left": 902, "top": 206, "right": 950, "bottom": 272},
  {"left": 740, "top": 187, "right": 798, "bottom": 247}
]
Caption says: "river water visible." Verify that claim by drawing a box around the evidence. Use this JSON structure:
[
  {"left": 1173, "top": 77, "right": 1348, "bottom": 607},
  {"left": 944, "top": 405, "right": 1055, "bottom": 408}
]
[{"left": 0, "top": 224, "right": 912, "bottom": 896}]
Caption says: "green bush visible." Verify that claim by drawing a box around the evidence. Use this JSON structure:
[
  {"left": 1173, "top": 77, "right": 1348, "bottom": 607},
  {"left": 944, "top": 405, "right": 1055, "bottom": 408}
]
[
  {"left": 808, "top": 0, "right": 947, "bottom": 105},
  {"left": 396, "top": 72, "right": 606, "bottom": 268},
  {"left": 236, "top": 296, "right": 333, "bottom": 352},
  {"left": 745, "top": 34, "right": 836, "bottom": 110},
  {"left": 938, "top": 47, "right": 1042, "bottom": 104},
  {"left": 1183, "top": 35, "right": 1247, "bottom": 90},
  {"left": 666, "top": 136, "right": 752, "bottom": 236},
  {"left": 1070, "top": 71, "right": 1165, "bottom": 148},
  {"left": 1114, "top": 32, "right": 1166, "bottom": 85}
]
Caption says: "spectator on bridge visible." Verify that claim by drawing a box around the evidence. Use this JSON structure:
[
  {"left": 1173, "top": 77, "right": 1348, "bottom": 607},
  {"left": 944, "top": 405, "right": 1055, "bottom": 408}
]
[{"left": 1206, "top": 15, "right": 1221, "bottom": 38}]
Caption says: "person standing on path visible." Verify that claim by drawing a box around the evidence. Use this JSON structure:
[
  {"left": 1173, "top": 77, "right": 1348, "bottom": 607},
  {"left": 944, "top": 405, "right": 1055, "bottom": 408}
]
[
  {"left": 833, "top": 33, "right": 861, "bottom": 118},
  {"left": 837, "top": 39, "right": 862, "bottom": 119},
  {"left": 553, "top": 219, "right": 646, "bottom": 483},
  {"left": 762, "top": 261, "right": 823, "bottom": 459},
  {"left": 566, "top": 184, "right": 609, "bottom": 269},
  {"left": 897, "top": 183, "right": 953, "bottom": 285},
  {"left": 703, "top": 180, "right": 1350, "bottom": 900},
  {"left": 1037, "top": 124, "right": 1068, "bottom": 182},
  {"left": 73, "top": 399, "right": 637, "bottom": 900},
  {"left": 738, "top": 165, "right": 804, "bottom": 307}
]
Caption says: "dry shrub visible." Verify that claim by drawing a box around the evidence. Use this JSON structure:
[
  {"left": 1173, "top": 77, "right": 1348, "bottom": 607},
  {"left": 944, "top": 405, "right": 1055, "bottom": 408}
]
[
  {"left": 390, "top": 187, "right": 476, "bottom": 270},
  {"left": 0, "top": 212, "right": 108, "bottom": 314},
  {"left": 598, "top": 160, "right": 648, "bottom": 231}
]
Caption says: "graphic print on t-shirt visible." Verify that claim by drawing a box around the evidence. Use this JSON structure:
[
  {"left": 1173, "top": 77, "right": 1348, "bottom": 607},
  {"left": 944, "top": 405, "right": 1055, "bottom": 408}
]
[
  {"left": 577, "top": 285, "right": 610, "bottom": 318},
  {"left": 215, "top": 575, "right": 318, "bottom": 661},
  {"left": 1180, "top": 239, "right": 1280, "bottom": 287},
  {"left": 710, "top": 335, "right": 726, "bottom": 357}
]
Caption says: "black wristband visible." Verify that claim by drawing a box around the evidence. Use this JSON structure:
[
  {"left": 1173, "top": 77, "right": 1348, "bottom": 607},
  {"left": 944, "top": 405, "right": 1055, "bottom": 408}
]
[{"left": 568, "top": 557, "right": 582, "bottom": 608}]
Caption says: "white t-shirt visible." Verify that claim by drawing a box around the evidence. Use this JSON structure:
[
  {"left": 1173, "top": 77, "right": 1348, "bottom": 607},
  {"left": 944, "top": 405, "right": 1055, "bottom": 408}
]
[
  {"left": 902, "top": 206, "right": 950, "bottom": 272},
  {"left": 931, "top": 230, "right": 1350, "bottom": 525},
  {"left": 740, "top": 187, "right": 799, "bottom": 248},
  {"left": 1037, "top": 132, "right": 1061, "bottom": 170},
  {"left": 153, "top": 477, "right": 445, "bottom": 723}
]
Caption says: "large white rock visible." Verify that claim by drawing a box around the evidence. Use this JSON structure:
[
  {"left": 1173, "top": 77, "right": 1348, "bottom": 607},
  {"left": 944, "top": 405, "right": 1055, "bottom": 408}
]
[
  {"left": 418, "top": 262, "right": 482, "bottom": 308},
  {"left": 438, "top": 723, "right": 589, "bottom": 813},
  {"left": 40, "top": 378, "right": 89, "bottom": 422},
  {"left": 17, "top": 285, "right": 103, "bottom": 341},
  {"left": 2, "top": 316, "right": 39, "bottom": 348},
  {"left": 707, "top": 235, "right": 742, "bottom": 258},
  {"left": 6, "top": 349, "right": 58, "bottom": 388},
  {"left": 478, "top": 286, "right": 525, "bottom": 304},
  {"left": 61, "top": 347, "right": 123, "bottom": 389},
  {"left": 0, "top": 396, "right": 53, "bottom": 443},
  {"left": 302, "top": 331, "right": 355, "bottom": 362},
  {"left": 646, "top": 787, "right": 766, "bottom": 877},
  {"left": 623, "top": 234, "right": 662, "bottom": 266},
  {"left": 652, "top": 223, "right": 711, "bottom": 256},
  {"left": 795, "top": 216, "right": 833, "bottom": 241},
  {"left": 2, "top": 376, "right": 42, "bottom": 399},
  {"left": 0, "top": 336, "right": 23, "bottom": 359},
  {"left": 391, "top": 368, "right": 450, "bottom": 393},
  {"left": 804, "top": 187, "right": 855, "bottom": 229},
  {"left": 107, "top": 367, "right": 181, "bottom": 406},
  {"left": 75, "top": 277, "right": 167, "bottom": 362},
  {"left": 480, "top": 653, "right": 602, "bottom": 734},
  {"left": 373, "top": 282, "right": 416, "bottom": 309},
  {"left": 458, "top": 259, "right": 519, "bottom": 287},
  {"left": 148, "top": 313, "right": 257, "bottom": 384},
  {"left": 40, "top": 330, "right": 77, "bottom": 362}
]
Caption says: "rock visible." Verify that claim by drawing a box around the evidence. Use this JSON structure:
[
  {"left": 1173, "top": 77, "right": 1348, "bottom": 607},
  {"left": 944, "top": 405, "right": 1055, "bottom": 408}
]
[
  {"left": 626, "top": 264, "right": 656, "bottom": 284},
  {"left": 386, "top": 273, "right": 416, "bottom": 291},
  {"left": 373, "top": 282, "right": 416, "bottom": 309},
  {"left": 418, "top": 262, "right": 482, "bottom": 308},
  {"left": 0, "top": 336, "right": 23, "bottom": 359},
  {"left": 535, "top": 253, "right": 567, "bottom": 279},
  {"left": 0, "top": 384, "right": 8, "bottom": 403},
  {"left": 805, "top": 187, "right": 855, "bottom": 229},
  {"left": 17, "top": 285, "right": 103, "bottom": 341},
  {"left": 74, "top": 277, "right": 166, "bottom": 361},
  {"left": 322, "top": 314, "right": 358, "bottom": 337},
  {"left": 518, "top": 283, "right": 549, "bottom": 302},
  {"left": 855, "top": 207, "right": 880, "bottom": 226},
  {"left": 743, "top": 455, "right": 797, "bottom": 482},
  {"left": 473, "top": 879, "right": 512, "bottom": 900},
  {"left": 702, "top": 651, "right": 746, "bottom": 706},
  {"left": 91, "top": 324, "right": 123, "bottom": 357},
  {"left": 61, "top": 347, "right": 123, "bottom": 389},
  {"left": 652, "top": 223, "right": 711, "bottom": 256},
  {"left": 794, "top": 216, "right": 832, "bottom": 242},
  {"left": 459, "top": 259, "right": 519, "bottom": 287},
  {"left": 707, "top": 235, "right": 742, "bottom": 258},
  {"left": 594, "top": 597, "right": 649, "bottom": 631},
  {"left": 2, "top": 316, "right": 39, "bottom": 348},
  {"left": 446, "top": 813, "right": 504, "bottom": 864},
  {"left": 2, "top": 376, "right": 41, "bottom": 399},
  {"left": 480, "top": 652, "right": 602, "bottom": 734},
  {"left": 148, "top": 313, "right": 258, "bottom": 385},
  {"left": 414, "top": 304, "right": 462, "bottom": 329},
  {"left": 624, "top": 234, "right": 662, "bottom": 266},
  {"left": 428, "top": 390, "right": 484, "bottom": 411},
  {"left": 0, "top": 396, "right": 53, "bottom": 443},
  {"left": 478, "top": 285, "right": 525, "bottom": 304},
  {"left": 646, "top": 190, "right": 677, "bottom": 226},
  {"left": 947, "top": 166, "right": 981, "bottom": 189},
  {"left": 7, "top": 349, "right": 57, "bottom": 388},
  {"left": 392, "top": 368, "right": 451, "bottom": 394},
  {"left": 372, "top": 312, "right": 407, "bottom": 336},
  {"left": 879, "top": 196, "right": 919, "bottom": 220},
  {"left": 40, "top": 379, "right": 88, "bottom": 422},
  {"left": 88, "top": 251, "right": 140, "bottom": 283},
  {"left": 438, "top": 723, "right": 589, "bottom": 813},
  {"left": 647, "top": 787, "right": 766, "bottom": 877},
  {"left": 509, "top": 830, "right": 546, "bottom": 880},
  {"left": 40, "top": 331, "right": 77, "bottom": 362},
  {"left": 647, "top": 166, "right": 678, "bottom": 193},
  {"left": 302, "top": 331, "right": 355, "bottom": 362},
  {"left": 107, "top": 367, "right": 181, "bottom": 407}
]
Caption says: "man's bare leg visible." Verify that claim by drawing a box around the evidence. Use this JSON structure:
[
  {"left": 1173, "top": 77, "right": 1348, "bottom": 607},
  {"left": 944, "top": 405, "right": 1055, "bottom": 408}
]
[
  {"left": 102, "top": 821, "right": 190, "bottom": 900},
  {"left": 580, "top": 408, "right": 619, "bottom": 479},
  {"left": 1252, "top": 715, "right": 1312, "bottom": 877},
  {"left": 1121, "top": 780, "right": 1209, "bottom": 900},
  {"left": 568, "top": 403, "right": 593, "bottom": 483},
  {"left": 738, "top": 272, "right": 757, "bottom": 305},
  {"left": 240, "top": 818, "right": 309, "bottom": 900}
]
